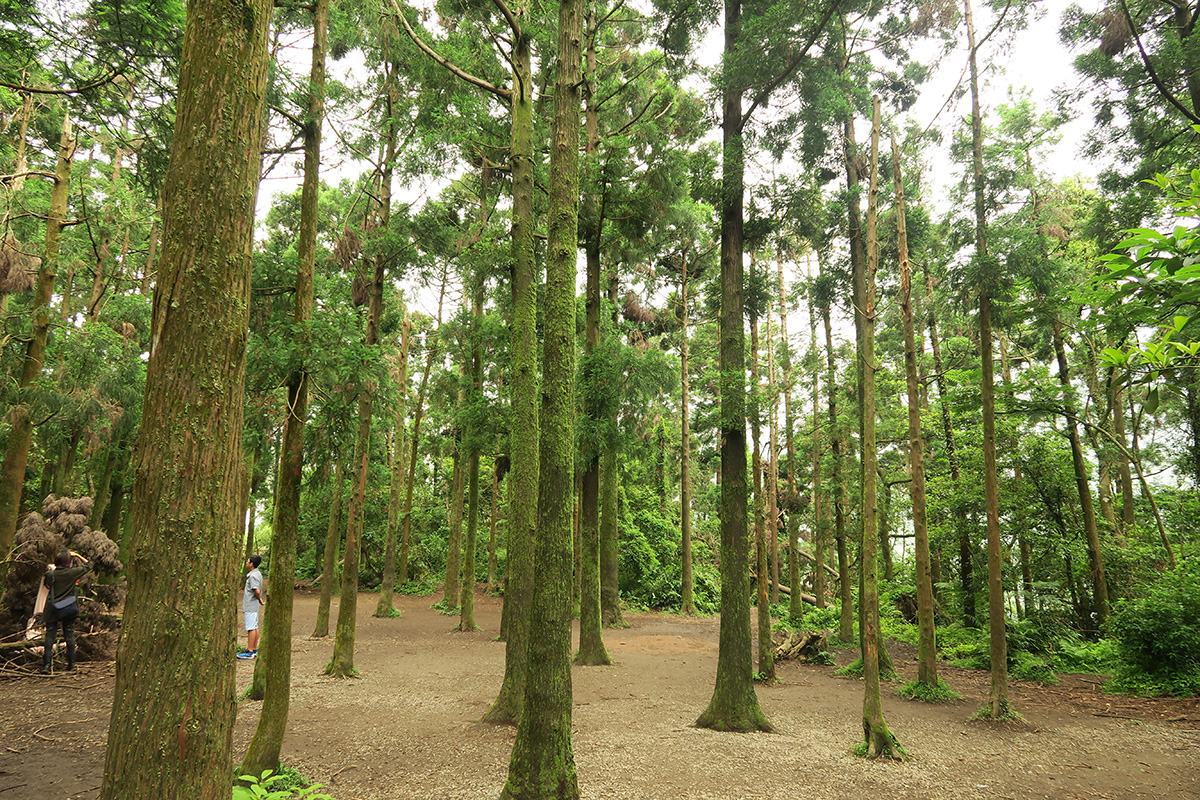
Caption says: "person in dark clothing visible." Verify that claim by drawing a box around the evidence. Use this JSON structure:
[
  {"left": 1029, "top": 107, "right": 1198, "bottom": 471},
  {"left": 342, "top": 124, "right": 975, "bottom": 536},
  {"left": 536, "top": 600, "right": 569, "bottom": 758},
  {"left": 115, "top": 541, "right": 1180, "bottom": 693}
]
[{"left": 42, "top": 550, "right": 90, "bottom": 674}]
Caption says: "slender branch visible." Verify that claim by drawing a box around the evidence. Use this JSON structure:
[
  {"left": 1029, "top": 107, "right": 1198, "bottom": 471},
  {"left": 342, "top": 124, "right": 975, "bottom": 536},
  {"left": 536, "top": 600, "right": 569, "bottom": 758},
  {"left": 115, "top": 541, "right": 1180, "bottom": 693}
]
[
  {"left": 1, "top": 171, "right": 56, "bottom": 184},
  {"left": 268, "top": 102, "right": 308, "bottom": 131},
  {"left": 1119, "top": 0, "right": 1200, "bottom": 124},
  {"left": 0, "top": 63, "right": 129, "bottom": 96},
  {"left": 742, "top": 0, "right": 844, "bottom": 130},
  {"left": 489, "top": 0, "right": 521, "bottom": 39},
  {"left": 387, "top": 0, "right": 511, "bottom": 101},
  {"left": 607, "top": 93, "right": 665, "bottom": 138}
]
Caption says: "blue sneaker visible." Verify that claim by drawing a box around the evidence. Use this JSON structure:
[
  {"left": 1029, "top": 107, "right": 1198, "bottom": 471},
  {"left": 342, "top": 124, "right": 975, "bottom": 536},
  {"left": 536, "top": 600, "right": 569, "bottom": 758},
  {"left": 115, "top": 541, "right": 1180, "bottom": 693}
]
[{"left": 237, "top": 650, "right": 256, "bottom": 659}]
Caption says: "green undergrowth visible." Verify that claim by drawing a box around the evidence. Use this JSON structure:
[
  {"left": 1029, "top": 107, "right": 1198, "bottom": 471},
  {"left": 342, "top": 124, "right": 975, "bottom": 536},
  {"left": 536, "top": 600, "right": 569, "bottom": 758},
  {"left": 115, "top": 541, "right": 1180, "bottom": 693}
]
[
  {"left": 1105, "top": 667, "right": 1200, "bottom": 697},
  {"left": 374, "top": 605, "right": 403, "bottom": 619},
  {"left": 430, "top": 599, "right": 460, "bottom": 616},
  {"left": 852, "top": 736, "right": 909, "bottom": 761},
  {"left": 897, "top": 678, "right": 960, "bottom": 702},
  {"left": 971, "top": 701, "right": 1024, "bottom": 723},
  {"left": 397, "top": 579, "right": 436, "bottom": 596},
  {"left": 233, "top": 767, "right": 335, "bottom": 800}
]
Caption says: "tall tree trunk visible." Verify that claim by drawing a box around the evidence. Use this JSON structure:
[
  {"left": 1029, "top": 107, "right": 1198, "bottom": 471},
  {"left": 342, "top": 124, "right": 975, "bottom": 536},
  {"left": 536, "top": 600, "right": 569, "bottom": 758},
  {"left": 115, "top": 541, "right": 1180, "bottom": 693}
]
[
  {"left": 696, "top": 0, "right": 771, "bottom": 733},
  {"left": 781, "top": 252, "right": 803, "bottom": 622},
  {"left": 327, "top": 241, "right": 386, "bottom": 677},
  {"left": 243, "top": 0, "right": 327, "bottom": 769},
  {"left": 751, "top": 317, "right": 774, "bottom": 682},
  {"left": 805, "top": 262, "right": 824, "bottom": 612},
  {"left": 767, "top": 310, "right": 780, "bottom": 606},
  {"left": 443, "top": 444, "right": 466, "bottom": 610},
  {"left": 680, "top": 258, "right": 696, "bottom": 616},
  {"left": 459, "top": 275, "right": 485, "bottom": 632},
  {"left": 0, "top": 115, "right": 73, "bottom": 557},
  {"left": 921, "top": 272, "right": 972, "bottom": 626},
  {"left": 313, "top": 454, "right": 345, "bottom": 638},
  {"left": 599, "top": 270, "right": 626, "bottom": 630},
  {"left": 576, "top": 14, "right": 610, "bottom": 661},
  {"left": 377, "top": 316, "right": 412, "bottom": 616},
  {"left": 1051, "top": 316, "right": 1109, "bottom": 627},
  {"left": 895, "top": 141, "right": 938, "bottom": 690},
  {"left": 499, "top": 0, "right": 582, "bottom": 787},
  {"left": 399, "top": 281, "right": 444, "bottom": 584},
  {"left": 823, "top": 303, "right": 852, "bottom": 643},
  {"left": 488, "top": 453, "right": 501, "bottom": 594},
  {"left": 964, "top": 0, "right": 1010, "bottom": 718},
  {"left": 99, "top": 0, "right": 272, "bottom": 793},
  {"left": 857, "top": 97, "right": 899, "bottom": 757},
  {"left": 485, "top": 19, "right": 537, "bottom": 726},
  {"left": 599, "top": 448, "right": 625, "bottom": 627},
  {"left": 1109, "top": 374, "right": 1136, "bottom": 533}
]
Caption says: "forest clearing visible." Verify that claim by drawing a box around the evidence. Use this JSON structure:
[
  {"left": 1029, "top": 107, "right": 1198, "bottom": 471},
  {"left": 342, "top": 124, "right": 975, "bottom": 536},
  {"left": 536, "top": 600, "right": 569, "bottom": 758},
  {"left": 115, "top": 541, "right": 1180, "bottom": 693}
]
[
  {"left": 3, "top": 590, "right": 1197, "bottom": 800},
  {"left": 6, "top": 0, "right": 1200, "bottom": 797}
]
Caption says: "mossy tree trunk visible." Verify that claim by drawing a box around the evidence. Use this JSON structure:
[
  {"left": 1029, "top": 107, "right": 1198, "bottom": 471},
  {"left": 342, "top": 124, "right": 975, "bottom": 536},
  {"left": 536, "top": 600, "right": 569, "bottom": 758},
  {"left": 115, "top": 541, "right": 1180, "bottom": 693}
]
[
  {"left": 1051, "top": 316, "right": 1109, "bottom": 627},
  {"left": 485, "top": 18, "right": 536, "bottom": 726},
  {"left": 858, "top": 97, "right": 899, "bottom": 758},
  {"left": 599, "top": 268, "right": 626, "bottom": 630},
  {"left": 750, "top": 317, "right": 774, "bottom": 682},
  {"left": 98, "top": 0, "right": 273, "bottom": 794},
  {"left": 243, "top": 0, "right": 327, "bottom": 769},
  {"left": 377, "top": 315, "right": 412, "bottom": 616},
  {"left": 766, "top": 309, "right": 780, "bottom": 607},
  {"left": 575, "top": 7, "right": 611, "bottom": 665},
  {"left": 498, "top": 0, "right": 582, "bottom": 788},
  {"left": 964, "top": 0, "right": 1010, "bottom": 718},
  {"left": 399, "top": 282, "right": 444, "bottom": 584},
  {"left": 680, "top": 258, "right": 696, "bottom": 616},
  {"left": 894, "top": 140, "right": 938, "bottom": 690},
  {"left": 696, "top": 0, "right": 771, "bottom": 733},
  {"left": 779, "top": 252, "right": 803, "bottom": 623},
  {"left": 0, "top": 115, "right": 73, "bottom": 558},
  {"left": 313, "top": 453, "right": 344, "bottom": 638},
  {"left": 442, "top": 432, "right": 466, "bottom": 612},
  {"left": 327, "top": 241, "right": 385, "bottom": 678},
  {"left": 459, "top": 274, "right": 484, "bottom": 632}
]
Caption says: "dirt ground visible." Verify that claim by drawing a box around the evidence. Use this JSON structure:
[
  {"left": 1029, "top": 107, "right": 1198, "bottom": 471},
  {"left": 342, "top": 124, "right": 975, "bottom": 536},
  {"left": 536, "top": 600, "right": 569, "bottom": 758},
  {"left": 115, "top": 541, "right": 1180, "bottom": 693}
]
[{"left": 2, "top": 588, "right": 1198, "bottom": 800}]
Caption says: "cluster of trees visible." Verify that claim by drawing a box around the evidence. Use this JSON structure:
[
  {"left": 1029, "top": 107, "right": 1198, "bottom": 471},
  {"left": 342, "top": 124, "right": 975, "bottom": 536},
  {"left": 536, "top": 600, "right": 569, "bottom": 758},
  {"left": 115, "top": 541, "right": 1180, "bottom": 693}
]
[{"left": 2, "top": 0, "right": 1199, "bottom": 796}]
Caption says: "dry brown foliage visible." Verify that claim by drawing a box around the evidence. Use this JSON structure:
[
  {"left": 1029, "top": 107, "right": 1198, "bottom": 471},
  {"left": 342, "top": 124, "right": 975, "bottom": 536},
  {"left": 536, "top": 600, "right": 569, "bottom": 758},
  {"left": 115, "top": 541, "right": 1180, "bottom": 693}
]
[{"left": 0, "top": 234, "right": 36, "bottom": 295}]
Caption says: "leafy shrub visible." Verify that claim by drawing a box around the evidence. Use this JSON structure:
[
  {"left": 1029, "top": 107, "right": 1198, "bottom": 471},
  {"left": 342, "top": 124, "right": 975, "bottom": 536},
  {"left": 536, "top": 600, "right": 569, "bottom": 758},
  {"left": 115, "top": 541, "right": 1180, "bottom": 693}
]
[
  {"left": 939, "top": 622, "right": 1061, "bottom": 684},
  {"left": 233, "top": 768, "right": 334, "bottom": 800},
  {"left": 1108, "top": 560, "right": 1200, "bottom": 696}
]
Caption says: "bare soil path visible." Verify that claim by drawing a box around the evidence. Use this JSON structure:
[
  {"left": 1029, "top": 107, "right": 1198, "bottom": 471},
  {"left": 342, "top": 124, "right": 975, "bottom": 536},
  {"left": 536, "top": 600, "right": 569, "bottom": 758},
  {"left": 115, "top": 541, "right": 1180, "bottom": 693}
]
[{"left": 2, "top": 589, "right": 1198, "bottom": 800}]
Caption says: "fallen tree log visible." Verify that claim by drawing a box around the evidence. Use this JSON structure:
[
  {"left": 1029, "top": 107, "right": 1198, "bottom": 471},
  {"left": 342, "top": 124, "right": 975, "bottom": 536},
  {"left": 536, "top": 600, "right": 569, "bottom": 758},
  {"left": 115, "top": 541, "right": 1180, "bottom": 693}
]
[{"left": 773, "top": 628, "right": 831, "bottom": 662}]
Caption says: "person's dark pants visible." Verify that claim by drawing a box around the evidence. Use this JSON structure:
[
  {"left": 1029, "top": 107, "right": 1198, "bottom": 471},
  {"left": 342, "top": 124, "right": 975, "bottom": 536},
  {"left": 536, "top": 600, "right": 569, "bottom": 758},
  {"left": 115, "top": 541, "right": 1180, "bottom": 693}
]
[{"left": 43, "top": 613, "right": 77, "bottom": 672}]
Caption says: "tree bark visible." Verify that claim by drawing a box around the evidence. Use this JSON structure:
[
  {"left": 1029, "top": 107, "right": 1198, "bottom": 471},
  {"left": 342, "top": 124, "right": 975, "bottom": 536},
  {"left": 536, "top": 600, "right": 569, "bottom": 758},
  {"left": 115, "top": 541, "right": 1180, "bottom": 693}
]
[
  {"left": 459, "top": 275, "right": 484, "bottom": 632},
  {"left": 313, "top": 454, "right": 345, "bottom": 638},
  {"left": 680, "top": 257, "right": 696, "bottom": 616},
  {"left": 696, "top": 0, "right": 771, "bottom": 733},
  {"left": 377, "top": 316, "right": 412, "bottom": 616},
  {"left": 576, "top": 15, "right": 610, "bottom": 661},
  {"left": 964, "top": 0, "right": 1010, "bottom": 718},
  {"left": 99, "top": 1, "right": 272, "bottom": 794},
  {"left": 894, "top": 140, "right": 938, "bottom": 690},
  {"left": 327, "top": 238, "right": 385, "bottom": 678},
  {"left": 858, "top": 97, "right": 899, "bottom": 757},
  {"left": 751, "top": 317, "right": 774, "bottom": 682},
  {"left": 499, "top": 0, "right": 582, "bottom": 787},
  {"left": 0, "top": 115, "right": 73, "bottom": 557},
  {"left": 1051, "top": 316, "right": 1109, "bottom": 627},
  {"left": 242, "top": 0, "right": 327, "bottom": 771},
  {"left": 485, "top": 19, "right": 537, "bottom": 726}
]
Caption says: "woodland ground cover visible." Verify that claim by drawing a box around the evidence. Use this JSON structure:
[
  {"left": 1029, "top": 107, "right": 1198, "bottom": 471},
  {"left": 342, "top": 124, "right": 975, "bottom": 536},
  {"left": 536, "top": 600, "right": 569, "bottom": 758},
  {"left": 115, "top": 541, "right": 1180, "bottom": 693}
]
[
  {"left": 5, "top": 0, "right": 1200, "bottom": 797},
  {"left": 2, "top": 591, "right": 1198, "bottom": 800}
]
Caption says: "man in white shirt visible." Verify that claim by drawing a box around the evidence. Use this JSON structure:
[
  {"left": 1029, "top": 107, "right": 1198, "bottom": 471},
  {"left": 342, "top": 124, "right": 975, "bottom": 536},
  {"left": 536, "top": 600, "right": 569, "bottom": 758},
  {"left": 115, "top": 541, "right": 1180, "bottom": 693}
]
[{"left": 238, "top": 555, "right": 265, "bottom": 659}]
